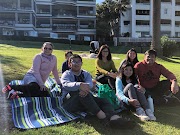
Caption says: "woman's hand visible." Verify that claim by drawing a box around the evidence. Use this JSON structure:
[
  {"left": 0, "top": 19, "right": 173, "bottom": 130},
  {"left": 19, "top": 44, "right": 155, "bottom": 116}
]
[
  {"left": 40, "top": 85, "right": 48, "bottom": 91},
  {"left": 128, "top": 99, "right": 140, "bottom": 108},
  {"left": 108, "top": 72, "right": 117, "bottom": 79},
  {"left": 137, "top": 85, "right": 146, "bottom": 94}
]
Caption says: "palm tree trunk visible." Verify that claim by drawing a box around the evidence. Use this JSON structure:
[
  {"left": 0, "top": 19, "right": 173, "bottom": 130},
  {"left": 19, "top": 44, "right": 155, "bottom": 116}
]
[{"left": 151, "top": 0, "right": 162, "bottom": 56}]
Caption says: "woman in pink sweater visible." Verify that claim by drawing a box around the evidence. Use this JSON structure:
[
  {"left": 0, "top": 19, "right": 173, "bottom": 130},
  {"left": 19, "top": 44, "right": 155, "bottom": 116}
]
[{"left": 2, "top": 42, "right": 61, "bottom": 98}]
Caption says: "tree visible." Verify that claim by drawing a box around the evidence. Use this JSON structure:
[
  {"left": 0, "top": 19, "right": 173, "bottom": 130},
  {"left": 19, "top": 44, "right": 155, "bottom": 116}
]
[
  {"left": 96, "top": 0, "right": 130, "bottom": 44},
  {"left": 151, "top": 0, "right": 162, "bottom": 56}
]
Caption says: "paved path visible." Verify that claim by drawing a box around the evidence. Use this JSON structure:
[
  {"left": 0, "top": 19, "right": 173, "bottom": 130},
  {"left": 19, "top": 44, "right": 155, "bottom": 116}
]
[{"left": 0, "top": 63, "right": 14, "bottom": 134}]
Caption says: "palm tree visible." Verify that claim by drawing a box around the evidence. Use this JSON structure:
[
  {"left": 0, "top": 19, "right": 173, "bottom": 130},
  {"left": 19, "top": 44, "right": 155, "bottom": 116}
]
[
  {"left": 96, "top": 0, "right": 130, "bottom": 45},
  {"left": 151, "top": 0, "right": 162, "bottom": 56}
]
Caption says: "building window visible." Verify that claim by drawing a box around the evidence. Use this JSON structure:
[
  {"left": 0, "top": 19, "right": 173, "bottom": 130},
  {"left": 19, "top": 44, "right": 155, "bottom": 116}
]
[
  {"left": 176, "top": 1, "right": 180, "bottom": 5},
  {"left": 136, "top": 0, "right": 150, "bottom": 3},
  {"left": 161, "top": 19, "right": 171, "bottom": 25},
  {"left": 175, "top": 21, "right": 180, "bottom": 27},
  {"left": 136, "top": 10, "right": 150, "bottom": 15},
  {"left": 136, "top": 20, "right": 149, "bottom": 25},
  {"left": 161, "top": 0, "right": 171, "bottom": 2},
  {"left": 175, "top": 32, "right": 180, "bottom": 37},
  {"left": 124, "top": 21, "right": 130, "bottom": 25},
  {"left": 164, "top": 9, "right": 168, "bottom": 14},
  {"left": 175, "top": 11, "right": 180, "bottom": 16},
  {"left": 161, "top": 31, "right": 171, "bottom": 37}
]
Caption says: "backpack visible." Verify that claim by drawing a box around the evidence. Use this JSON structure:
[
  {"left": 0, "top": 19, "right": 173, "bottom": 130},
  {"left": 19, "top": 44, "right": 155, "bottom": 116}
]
[{"left": 98, "top": 84, "right": 120, "bottom": 109}]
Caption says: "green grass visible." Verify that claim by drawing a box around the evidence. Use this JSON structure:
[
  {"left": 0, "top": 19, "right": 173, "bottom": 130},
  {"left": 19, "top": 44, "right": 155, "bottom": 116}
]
[{"left": 0, "top": 40, "right": 180, "bottom": 135}]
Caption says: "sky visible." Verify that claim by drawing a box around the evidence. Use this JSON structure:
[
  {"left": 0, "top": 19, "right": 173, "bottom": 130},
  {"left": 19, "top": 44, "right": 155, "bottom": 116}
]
[{"left": 96, "top": 0, "right": 104, "bottom": 4}]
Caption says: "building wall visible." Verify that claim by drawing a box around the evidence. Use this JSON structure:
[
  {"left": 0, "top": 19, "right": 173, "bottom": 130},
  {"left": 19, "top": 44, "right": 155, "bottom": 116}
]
[
  {"left": 120, "top": 0, "right": 180, "bottom": 38},
  {"left": 0, "top": 0, "right": 96, "bottom": 41}
]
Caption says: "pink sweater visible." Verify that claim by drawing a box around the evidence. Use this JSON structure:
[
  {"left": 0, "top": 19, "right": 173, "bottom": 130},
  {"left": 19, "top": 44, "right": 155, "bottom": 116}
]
[{"left": 27, "top": 53, "right": 60, "bottom": 86}]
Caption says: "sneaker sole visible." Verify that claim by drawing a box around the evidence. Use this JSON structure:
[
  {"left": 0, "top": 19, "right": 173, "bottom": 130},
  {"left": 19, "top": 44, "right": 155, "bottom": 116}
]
[
  {"left": 2, "top": 85, "right": 11, "bottom": 93},
  {"left": 133, "top": 113, "right": 150, "bottom": 121}
]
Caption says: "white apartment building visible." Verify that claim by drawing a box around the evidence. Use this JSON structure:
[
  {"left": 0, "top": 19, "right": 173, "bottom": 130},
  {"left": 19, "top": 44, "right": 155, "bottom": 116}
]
[
  {"left": 0, "top": 0, "right": 96, "bottom": 41},
  {"left": 120, "top": 0, "right": 180, "bottom": 42}
]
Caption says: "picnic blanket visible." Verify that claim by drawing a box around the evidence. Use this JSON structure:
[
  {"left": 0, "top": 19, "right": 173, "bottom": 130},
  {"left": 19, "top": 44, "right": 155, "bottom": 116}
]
[
  {"left": 10, "top": 77, "right": 80, "bottom": 129},
  {"left": 9, "top": 78, "right": 124, "bottom": 129}
]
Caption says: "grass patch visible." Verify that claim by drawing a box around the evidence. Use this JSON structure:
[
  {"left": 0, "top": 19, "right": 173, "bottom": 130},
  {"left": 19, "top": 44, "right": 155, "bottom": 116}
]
[{"left": 0, "top": 40, "right": 180, "bottom": 135}]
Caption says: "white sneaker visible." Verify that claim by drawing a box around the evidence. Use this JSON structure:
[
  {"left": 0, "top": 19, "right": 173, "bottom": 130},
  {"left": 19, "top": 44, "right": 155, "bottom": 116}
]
[
  {"left": 134, "top": 107, "right": 150, "bottom": 121},
  {"left": 145, "top": 109, "right": 156, "bottom": 121}
]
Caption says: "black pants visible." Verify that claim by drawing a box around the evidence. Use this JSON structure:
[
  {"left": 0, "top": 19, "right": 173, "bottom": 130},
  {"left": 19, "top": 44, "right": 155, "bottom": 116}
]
[
  {"left": 95, "top": 75, "right": 116, "bottom": 90},
  {"left": 145, "top": 80, "right": 172, "bottom": 105},
  {"left": 10, "top": 82, "right": 50, "bottom": 97},
  {"left": 62, "top": 92, "right": 115, "bottom": 119}
]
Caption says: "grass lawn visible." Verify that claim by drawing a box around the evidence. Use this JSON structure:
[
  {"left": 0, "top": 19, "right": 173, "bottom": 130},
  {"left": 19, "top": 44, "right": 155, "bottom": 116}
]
[{"left": 0, "top": 40, "right": 180, "bottom": 135}]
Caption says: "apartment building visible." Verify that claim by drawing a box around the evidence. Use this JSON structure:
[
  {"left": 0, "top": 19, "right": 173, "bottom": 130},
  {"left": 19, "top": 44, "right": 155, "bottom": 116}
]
[
  {"left": 120, "top": 0, "right": 180, "bottom": 41},
  {"left": 0, "top": 0, "right": 96, "bottom": 41}
]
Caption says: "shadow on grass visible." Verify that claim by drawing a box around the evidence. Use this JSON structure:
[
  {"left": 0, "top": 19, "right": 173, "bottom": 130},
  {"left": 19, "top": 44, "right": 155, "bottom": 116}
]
[
  {"left": 77, "top": 110, "right": 149, "bottom": 135},
  {"left": 0, "top": 55, "right": 27, "bottom": 83},
  {"left": 0, "top": 40, "right": 90, "bottom": 52},
  {"left": 155, "top": 106, "right": 180, "bottom": 129},
  {"left": 159, "top": 56, "right": 180, "bottom": 64}
]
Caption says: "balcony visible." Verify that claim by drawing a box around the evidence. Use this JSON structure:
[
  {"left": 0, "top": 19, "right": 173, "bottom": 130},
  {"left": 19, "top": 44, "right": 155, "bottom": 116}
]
[
  {"left": 0, "top": 20, "right": 15, "bottom": 27},
  {"left": 0, "top": 6, "right": 17, "bottom": 11},
  {"left": 77, "top": 11, "right": 95, "bottom": 18},
  {"left": 52, "top": 13, "right": 76, "bottom": 19},
  {"left": 77, "top": 0, "right": 95, "bottom": 5},
  {"left": 52, "top": 0, "right": 76, "bottom": 4},
  {"left": 52, "top": 24, "right": 76, "bottom": 32},
  {"left": 37, "top": 10, "right": 51, "bottom": 15}
]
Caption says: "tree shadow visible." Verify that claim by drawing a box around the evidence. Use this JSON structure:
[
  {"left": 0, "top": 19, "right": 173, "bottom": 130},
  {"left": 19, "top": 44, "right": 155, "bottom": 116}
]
[
  {"left": 0, "top": 40, "right": 90, "bottom": 52},
  {"left": 0, "top": 55, "right": 27, "bottom": 83},
  {"left": 171, "top": 57, "right": 180, "bottom": 60},
  {"left": 155, "top": 106, "right": 180, "bottom": 129},
  {"left": 159, "top": 56, "right": 180, "bottom": 64},
  {"left": 79, "top": 111, "right": 150, "bottom": 135}
]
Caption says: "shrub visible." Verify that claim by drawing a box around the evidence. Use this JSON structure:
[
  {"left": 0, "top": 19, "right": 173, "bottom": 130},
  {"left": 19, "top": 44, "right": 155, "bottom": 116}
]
[{"left": 160, "top": 36, "right": 177, "bottom": 57}]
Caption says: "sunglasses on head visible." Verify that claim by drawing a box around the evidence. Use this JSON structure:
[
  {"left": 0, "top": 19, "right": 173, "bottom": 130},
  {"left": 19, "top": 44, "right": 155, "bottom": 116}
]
[{"left": 44, "top": 47, "right": 52, "bottom": 50}]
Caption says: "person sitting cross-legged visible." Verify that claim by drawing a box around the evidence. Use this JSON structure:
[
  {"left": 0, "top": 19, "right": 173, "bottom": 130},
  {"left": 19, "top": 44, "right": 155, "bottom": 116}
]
[{"left": 60, "top": 54, "right": 135, "bottom": 129}]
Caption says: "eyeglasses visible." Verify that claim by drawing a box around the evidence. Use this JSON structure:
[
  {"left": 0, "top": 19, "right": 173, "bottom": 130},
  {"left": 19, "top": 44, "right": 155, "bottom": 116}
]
[
  {"left": 44, "top": 47, "right": 52, "bottom": 50},
  {"left": 102, "top": 51, "right": 109, "bottom": 53},
  {"left": 71, "top": 61, "right": 82, "bottom": 65}
]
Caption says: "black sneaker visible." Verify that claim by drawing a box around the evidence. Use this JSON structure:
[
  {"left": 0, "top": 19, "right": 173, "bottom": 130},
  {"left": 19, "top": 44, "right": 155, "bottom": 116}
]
[
  {"left": 109, "top": 117, "right": 135, "bottom": 129},
  {"left": 163, "top": 94, "right": 180, "bottom": 105}
]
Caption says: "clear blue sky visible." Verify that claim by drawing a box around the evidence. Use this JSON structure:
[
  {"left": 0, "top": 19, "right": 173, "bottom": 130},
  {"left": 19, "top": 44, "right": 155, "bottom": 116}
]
[{"left": 96, "top": 0, "right": 104, "bottom": 4}]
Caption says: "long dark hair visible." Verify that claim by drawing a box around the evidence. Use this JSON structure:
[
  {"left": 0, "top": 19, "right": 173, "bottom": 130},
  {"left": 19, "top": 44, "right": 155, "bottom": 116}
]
[
  {"left": 125, "top": 48, "right": 139, "bottom": 66},
  {"left": 119, "top": 62, "right": 138, "bottom": 86},
  {"left": 97, "top": 45, "right": 112, "bottom": 60}
]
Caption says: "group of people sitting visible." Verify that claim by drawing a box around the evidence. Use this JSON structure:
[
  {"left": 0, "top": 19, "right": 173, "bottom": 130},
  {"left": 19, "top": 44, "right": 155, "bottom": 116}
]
[{"left": 2, "top": 42, "right": 179, "bottom": 129}]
